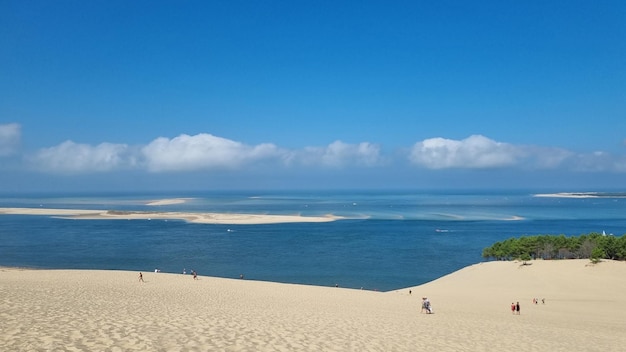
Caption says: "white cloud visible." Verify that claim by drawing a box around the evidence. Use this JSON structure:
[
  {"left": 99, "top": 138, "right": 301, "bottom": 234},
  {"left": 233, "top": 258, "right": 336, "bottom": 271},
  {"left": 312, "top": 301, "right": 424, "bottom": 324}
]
[
  {"left": 0, "top": 123, "right": 21, "bottom": 156},
  {"left": 409, "top": 135, "right": 520, "bottom": 169},
  {"left": 141, "top": 133, "right": 285, "bottom": 172},
  {"left": 141, "top": 136, "right": 384, "bottom": 172},
  {"left": 31, "top": 141, "right": 130, "bottom": 173},
  {"left": 297, "top": 141, "right": 383, "bottom": 167},
  {"left": 407, "top": 135, "right": 626, "bottom": 173},
  {"left": 27, "top": 134, "right": 384, "bottom": 174}
]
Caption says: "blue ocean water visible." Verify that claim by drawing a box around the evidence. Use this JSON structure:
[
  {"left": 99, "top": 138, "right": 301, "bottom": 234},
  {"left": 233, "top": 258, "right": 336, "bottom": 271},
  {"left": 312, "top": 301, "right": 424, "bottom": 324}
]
[{"left": 1, "top": 190, "right": 625, "bottom": 291}]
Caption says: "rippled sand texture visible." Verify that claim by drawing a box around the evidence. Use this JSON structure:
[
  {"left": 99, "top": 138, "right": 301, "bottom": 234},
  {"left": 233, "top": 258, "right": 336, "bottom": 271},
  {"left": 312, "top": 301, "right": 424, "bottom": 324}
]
[{"left": 2, "top": 259, "right": 625, "bottom": 351}]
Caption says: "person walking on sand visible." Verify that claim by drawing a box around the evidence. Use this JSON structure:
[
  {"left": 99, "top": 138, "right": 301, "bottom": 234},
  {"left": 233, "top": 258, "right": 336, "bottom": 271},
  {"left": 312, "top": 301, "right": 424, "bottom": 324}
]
[
  {"left": 516, "top": 301, "right": 520, "bottom": 315},
  {"left": 511, "top": 302, "right": 515, "bottom": 314},
  {"left": 193, "top": 270, "right": 198, "bottom": 280},
  {"left": 139, "top": 272, "right": 144, "bottom": 282},
  {"left": 421, "top": 297, "right": 433, "bottom": 314}
]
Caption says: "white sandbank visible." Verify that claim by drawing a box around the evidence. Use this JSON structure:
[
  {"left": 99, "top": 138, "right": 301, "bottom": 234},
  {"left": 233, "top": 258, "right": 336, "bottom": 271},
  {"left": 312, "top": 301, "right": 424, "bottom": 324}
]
[
  {"left": 534, "top": 192, "right": 600, "bottom": 198},
  {"left": 2, "top": 259, "right": 625, "bottom": 351},
  {"left": 145, "top": 198, "right": 192, "bottom": 206},
  {"left": 0, "top": 207, "right": 340, "bottom": 224},
  {"left": 533, "top": 192, "right": 626, "bottom": 198}
]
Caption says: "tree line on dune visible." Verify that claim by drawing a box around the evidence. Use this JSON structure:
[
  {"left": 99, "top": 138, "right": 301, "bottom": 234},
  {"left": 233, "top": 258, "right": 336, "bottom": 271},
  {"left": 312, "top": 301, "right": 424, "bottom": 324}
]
[{"left": 482, "top": 233, "right": 626, "bottom": 262}]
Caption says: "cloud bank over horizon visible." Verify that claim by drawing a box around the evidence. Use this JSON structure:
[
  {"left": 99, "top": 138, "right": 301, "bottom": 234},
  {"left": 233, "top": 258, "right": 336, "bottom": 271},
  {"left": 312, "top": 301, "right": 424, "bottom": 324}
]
[{"left": 2, "top": 123, "right": 625, "bottom": 176}]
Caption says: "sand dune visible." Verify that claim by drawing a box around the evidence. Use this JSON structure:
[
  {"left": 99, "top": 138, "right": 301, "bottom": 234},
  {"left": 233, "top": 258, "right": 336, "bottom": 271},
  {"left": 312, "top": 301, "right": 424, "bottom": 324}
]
[{"left": 1, "top": 259, "right": 625, "bottom": 351}]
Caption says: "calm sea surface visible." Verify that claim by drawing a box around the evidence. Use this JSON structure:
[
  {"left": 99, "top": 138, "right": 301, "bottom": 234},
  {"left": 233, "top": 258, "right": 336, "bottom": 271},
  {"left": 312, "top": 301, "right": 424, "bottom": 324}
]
[{"left": 1, "top": 190, "right": 625, "bottom": 291}]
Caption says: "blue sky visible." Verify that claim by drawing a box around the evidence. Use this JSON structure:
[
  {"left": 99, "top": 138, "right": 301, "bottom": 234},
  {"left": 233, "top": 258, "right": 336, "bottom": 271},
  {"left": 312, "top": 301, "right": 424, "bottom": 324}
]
[{"left": 1, "top": 1, "right": 625, "bottom": 192}]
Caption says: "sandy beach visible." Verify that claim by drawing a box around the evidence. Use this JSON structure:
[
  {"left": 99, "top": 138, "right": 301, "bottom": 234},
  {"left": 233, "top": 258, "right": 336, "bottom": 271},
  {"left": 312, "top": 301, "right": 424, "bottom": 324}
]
[
  {"left": 0, "top": 207, "right": 340, "bottom": 224},
  {"left": 2, "top": 259, "right": 625, "bottom": 351}
]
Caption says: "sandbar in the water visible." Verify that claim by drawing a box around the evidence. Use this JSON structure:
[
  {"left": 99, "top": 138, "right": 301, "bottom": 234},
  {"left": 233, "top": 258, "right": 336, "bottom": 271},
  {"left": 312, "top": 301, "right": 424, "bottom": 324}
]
[{"left": 0, "top": 207, "right": 340, "bottom": 224}]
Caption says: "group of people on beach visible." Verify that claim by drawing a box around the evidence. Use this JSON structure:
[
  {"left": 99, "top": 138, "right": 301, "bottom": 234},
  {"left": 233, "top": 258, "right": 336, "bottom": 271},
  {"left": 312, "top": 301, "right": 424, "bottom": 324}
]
[
  {"left": 138, "top": 269, "right": 199, "bottom": 282},
  {"left": 414, "top": 295, "right": 546, "bottom": 316},
  {"left": 182, "top": 268, "right": 198, "bottom": 279},
  {"left": 511, "top": 298, "right": 545, "bottom": 314}
]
